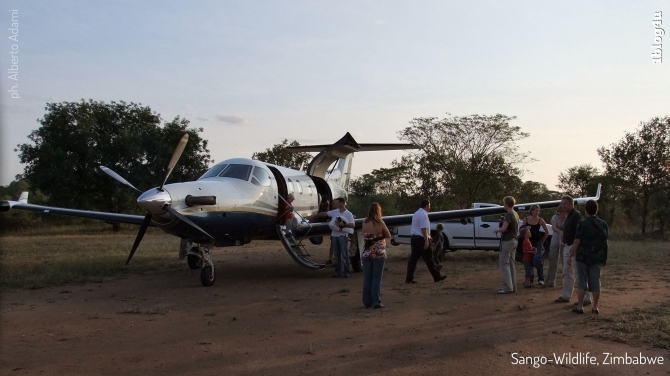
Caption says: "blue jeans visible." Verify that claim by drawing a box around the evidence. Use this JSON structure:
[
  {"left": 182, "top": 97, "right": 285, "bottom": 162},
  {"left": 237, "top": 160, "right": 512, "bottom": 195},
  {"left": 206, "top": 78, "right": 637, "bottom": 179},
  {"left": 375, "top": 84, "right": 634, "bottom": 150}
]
[
  {"left": 362, "top": 257, "right": 386, "bottom": 307},
  {"left": 530, "top": 241, "right": 544, "bottom": 282},
  {"left": 332, "top": 236, "right": 350, "bottom": 276},
  {"left": 523, "top": 261, "right": 533, "bottom": 278}
]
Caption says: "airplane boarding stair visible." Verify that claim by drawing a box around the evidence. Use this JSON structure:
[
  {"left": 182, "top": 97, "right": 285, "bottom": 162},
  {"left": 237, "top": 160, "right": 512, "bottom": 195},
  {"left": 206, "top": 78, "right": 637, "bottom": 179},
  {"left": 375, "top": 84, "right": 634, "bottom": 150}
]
[{"left": 276, "top": 225, "right": 325, "bottom": 270}]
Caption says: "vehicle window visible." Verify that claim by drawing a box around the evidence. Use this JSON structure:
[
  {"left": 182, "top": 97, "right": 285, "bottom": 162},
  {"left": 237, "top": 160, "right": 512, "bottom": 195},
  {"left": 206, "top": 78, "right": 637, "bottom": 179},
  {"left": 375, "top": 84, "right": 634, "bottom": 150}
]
[
  {"left": 481, "top": 214, "right": 500, "bottom": 222},
  {"left": 252, "top": 167, "right": 272, "bottom": 187},
  {"left": 199, "top": 164, "right": 227, "bottom": 179},
  {"left": 218, "top": 164, "right": 252, "bottom": 181},
  {"left": 296, "top": 180, "right": 303, "bottom": 194},
  {"left": 307, "top": 183, "right": 313, "bottom": 195},
  {"left": 287, "top": 179, "right": 294, "bottom": 193}
]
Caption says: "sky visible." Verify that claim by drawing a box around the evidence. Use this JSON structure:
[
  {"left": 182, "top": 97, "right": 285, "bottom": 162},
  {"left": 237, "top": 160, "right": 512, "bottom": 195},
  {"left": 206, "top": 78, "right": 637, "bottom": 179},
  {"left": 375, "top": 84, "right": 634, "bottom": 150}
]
[{"left": 1, "top": 1, "right": 668, "bottom": 191}]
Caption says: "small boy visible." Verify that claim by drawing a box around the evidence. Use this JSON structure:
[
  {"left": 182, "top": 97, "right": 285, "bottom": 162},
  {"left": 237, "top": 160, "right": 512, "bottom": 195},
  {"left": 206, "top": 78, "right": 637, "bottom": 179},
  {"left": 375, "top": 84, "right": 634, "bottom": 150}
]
[{"left": 521, "top": 227, "right": 537, "bottom": 288}]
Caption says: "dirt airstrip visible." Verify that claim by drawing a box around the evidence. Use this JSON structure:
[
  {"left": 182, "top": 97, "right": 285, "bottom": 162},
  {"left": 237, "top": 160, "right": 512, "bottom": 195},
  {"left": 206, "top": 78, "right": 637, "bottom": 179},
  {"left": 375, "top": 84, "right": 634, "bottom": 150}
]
[{"left": 1, "top": 241, "right": 669, "bottom": 376}]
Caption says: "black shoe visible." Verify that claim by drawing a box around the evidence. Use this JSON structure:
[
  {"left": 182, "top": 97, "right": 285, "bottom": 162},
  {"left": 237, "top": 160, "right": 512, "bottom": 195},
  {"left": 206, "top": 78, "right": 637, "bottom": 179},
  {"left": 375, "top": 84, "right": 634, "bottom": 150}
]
[
  {"left": 405, "top": 280, "right": 417, "bottom": 284},
  {"left": 332, "top": 274, "right": 341, "bottom": 278},
  {"left": 434, "top": 275, "right": 447, "bottom": 282},
  {"left": 373, "top": 304, "right": 385, "bottom": 309}
]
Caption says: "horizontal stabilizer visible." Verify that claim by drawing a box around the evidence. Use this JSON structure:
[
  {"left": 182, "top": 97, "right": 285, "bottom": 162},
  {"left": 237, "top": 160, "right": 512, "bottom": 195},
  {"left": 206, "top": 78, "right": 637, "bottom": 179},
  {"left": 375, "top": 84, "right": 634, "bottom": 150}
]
[{"left": 286, "top": 143, "right": 418, "bottom": 153}]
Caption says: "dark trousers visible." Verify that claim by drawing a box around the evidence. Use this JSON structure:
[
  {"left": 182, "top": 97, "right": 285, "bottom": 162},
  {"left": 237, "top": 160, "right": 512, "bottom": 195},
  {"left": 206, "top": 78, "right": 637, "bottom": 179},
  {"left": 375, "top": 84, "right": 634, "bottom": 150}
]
[{"left": 406, "top": 235, "right": 442, "bottom": 282}]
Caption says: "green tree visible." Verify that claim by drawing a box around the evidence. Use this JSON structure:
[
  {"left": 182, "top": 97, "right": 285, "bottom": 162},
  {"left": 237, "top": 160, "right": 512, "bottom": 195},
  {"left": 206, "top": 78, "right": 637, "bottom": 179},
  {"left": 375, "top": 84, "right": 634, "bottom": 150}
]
[
  {"left": 251, "top": 139, "right": 311, "bottom": 171},
  {"left": 597, "top": 117, "right": 670, "bottom": 234},
  {"left": 557, "top": 164, "right": 599, "bottom": 197},
  {"left": 16, "top": 100, "right": 212, "bottom": 216},
  {"left": 397, "top": 113, "right": 530, "bottom": 208}
]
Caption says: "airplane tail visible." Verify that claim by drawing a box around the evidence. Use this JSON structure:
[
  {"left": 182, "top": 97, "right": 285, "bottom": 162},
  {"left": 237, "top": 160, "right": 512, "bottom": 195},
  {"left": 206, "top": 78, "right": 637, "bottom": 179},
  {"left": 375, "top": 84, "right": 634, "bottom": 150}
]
[{"left": 285, "top": 132, "right": 418, "bottom": 190}]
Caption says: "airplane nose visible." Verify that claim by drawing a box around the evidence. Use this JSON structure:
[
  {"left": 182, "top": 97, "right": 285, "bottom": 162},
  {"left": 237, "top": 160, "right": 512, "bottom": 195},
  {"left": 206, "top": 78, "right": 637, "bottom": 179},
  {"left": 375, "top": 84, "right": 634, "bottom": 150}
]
[{"left": 137, "top": 188, "right": 172, "bottom": 214}]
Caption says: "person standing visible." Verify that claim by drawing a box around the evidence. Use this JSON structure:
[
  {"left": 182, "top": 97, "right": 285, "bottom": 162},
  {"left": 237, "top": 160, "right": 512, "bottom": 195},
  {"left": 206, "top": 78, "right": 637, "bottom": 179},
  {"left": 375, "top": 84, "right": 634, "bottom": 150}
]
[
  {"left": 493, "top": 196, "right": 519, "bottom": 294},
  {"left": 555, "top": 195, "right": 592, "bottom": 305},
  {"left": 521, "top": 205, "right": 550, "bottom": 285},
  {"left": 568, "top": 199, "right": 608, "bottom": 314},
  {"left": 545, "top": 207, "right": 566, "bottom": 287},
  {"left": 520, "top": 227, "right": 536, "bottom": 288},
  {"left": 327, "top": 197, "right": 355, "bottom": 278},
  {"left": 405, "top": 199, "right": 446, "bottom": 284},
  {"left": 361, "top": 203, "right": 391, "bottom": 309}
]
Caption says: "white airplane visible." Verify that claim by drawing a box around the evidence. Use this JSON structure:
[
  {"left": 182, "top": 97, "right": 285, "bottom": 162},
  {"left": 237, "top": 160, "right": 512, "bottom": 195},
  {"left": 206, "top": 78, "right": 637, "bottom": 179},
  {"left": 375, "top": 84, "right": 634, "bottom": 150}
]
[{"left": 0, "top": 132, "right": 601, "bottom": 286}]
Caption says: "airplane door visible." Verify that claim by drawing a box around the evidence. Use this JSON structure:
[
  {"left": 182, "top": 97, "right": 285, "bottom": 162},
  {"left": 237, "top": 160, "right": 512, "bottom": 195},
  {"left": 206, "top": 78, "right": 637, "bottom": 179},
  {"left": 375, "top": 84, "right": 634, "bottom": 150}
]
[{"left": 267, "top": 166, "right": 288, "bottom": 219}]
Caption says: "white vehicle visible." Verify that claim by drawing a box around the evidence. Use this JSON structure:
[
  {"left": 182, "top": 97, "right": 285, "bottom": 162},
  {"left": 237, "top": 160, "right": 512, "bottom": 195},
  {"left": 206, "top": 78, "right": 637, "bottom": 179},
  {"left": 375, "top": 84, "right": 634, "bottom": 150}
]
[{"left": 390, "top": 203, "right": 553, "bottom": 252}]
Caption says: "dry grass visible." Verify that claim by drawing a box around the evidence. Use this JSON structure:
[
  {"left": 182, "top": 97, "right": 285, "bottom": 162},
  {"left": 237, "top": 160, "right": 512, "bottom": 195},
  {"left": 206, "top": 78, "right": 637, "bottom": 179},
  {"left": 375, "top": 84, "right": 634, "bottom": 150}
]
[
  {"left": 0, "top": 231, "right": 181, "bottom": 289},
  {"left": 586, "top": 303, "right": 670, "bottom": 349},
  {"left": 1, "top": 230, "right": 667, "bottom": 291}
]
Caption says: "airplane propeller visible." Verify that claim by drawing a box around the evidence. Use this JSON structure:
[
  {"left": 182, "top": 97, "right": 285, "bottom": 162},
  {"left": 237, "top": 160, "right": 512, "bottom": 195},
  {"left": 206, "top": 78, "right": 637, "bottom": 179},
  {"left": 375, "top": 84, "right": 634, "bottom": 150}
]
[
  {"left": 98, "top": 133, "right": 213, "bottom": 265},
  {"left": 99, "top": 166, "right": 142, "bottom": 192}
]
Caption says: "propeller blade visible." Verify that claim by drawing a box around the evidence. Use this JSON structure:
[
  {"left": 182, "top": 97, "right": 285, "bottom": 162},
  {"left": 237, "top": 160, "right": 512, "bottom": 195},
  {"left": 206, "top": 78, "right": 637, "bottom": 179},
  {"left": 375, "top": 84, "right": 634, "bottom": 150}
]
[
  {"left": 159, "top": 134, "right": 189, "bottom": 191},
  {"left": 99, "top": 166, "right": 141, "bottom": 192},
  {"left": 126, "top": 213, "right": 153, "bottom": 265},
  {"left": 163, "top": 205, "right": 214, "bottom": 240}
]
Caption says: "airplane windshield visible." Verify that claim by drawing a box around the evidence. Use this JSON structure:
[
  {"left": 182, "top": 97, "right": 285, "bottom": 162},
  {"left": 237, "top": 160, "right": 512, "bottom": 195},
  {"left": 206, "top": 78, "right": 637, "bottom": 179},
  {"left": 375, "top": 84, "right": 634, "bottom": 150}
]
[
  {"left": 219, "top": 164, "right": 253, "bottom": 181},
  {"left": 199, "top": 164, "right": 228, "bottom": 179}
]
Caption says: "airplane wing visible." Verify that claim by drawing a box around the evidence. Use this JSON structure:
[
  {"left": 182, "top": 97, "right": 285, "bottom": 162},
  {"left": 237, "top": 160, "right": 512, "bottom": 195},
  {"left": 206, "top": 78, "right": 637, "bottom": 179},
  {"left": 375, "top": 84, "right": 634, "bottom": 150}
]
[
  {"left": 293, "top": 184, "right": 602, "bottom": 238},
  {"left": 0, "top": 199, "right": 147, "bottom": 225}
]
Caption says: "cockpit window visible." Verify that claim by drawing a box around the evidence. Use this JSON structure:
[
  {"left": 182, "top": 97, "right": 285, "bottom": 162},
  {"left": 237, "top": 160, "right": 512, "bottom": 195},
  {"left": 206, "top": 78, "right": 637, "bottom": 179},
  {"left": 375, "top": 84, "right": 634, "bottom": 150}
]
[
  {"left": 199, "top": 164, "right": 228, "bottom": 179},
  {"left": 251, "top": 167, "right": 272, "bottom": 187},
  {"left": 218, "top": 164, "right": 252, "bottom": 181}
]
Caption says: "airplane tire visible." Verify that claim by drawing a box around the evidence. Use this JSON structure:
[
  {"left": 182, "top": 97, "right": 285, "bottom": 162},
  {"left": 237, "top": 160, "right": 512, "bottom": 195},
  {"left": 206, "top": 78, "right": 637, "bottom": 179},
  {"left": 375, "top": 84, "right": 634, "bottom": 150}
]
[
  {"left": 200, "top": 265, "right": 215, "bottom": 286},
  {"left": 187, "top": 250, "right": 202, "bottom": 269}
]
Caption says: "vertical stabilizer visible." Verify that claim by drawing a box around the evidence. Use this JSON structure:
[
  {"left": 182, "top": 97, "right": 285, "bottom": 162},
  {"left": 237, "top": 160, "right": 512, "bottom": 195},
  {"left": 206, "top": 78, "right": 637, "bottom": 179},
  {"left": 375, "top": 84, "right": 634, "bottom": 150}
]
[{"left": 18, "top": 191, "right": 29, "bottom": 204}]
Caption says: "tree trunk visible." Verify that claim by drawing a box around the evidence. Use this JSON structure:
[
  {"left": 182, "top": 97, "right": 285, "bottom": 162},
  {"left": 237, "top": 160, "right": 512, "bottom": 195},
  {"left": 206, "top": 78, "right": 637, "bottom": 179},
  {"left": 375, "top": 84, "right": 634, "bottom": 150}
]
[{"left": 112, "top": 222, "right": 121, "bottom": 232}]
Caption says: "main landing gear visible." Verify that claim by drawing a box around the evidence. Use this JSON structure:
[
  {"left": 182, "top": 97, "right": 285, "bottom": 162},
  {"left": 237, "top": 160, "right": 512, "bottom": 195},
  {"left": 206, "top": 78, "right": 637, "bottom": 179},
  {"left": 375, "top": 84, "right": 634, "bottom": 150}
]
[{"left": 183, "top": 241, "right": 216, "bottom": 286}]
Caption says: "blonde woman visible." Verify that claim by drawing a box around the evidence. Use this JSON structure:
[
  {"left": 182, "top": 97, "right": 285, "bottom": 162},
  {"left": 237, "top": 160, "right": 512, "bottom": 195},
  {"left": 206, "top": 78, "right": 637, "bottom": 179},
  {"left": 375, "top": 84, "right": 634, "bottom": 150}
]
[{"left": 361, "top": 203, "right": 391, "bottom": 309}]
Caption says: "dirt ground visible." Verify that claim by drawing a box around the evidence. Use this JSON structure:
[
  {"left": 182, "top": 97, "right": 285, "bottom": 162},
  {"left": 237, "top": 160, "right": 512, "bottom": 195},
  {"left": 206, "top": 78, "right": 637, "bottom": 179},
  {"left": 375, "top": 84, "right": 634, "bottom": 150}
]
[{"left": 1, "top": 241, "right": 669, "bottom": 376}]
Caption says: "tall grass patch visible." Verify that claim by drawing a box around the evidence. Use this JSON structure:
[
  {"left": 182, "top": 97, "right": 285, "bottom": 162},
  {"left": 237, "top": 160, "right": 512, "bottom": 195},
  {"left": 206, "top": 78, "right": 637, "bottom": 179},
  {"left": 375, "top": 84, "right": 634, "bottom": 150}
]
[
  {"left": 606, "top": 240, "right": 670, "bottom": 265},
  {"left": 0, "top": 233, "right": 181, "bottom": 289}
]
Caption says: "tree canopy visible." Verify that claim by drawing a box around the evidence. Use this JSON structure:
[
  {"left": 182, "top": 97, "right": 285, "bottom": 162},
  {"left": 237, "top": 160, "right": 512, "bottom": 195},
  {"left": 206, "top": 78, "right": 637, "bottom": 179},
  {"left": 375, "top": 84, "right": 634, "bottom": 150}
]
[
  {"left": 17, "top": 100, "right": 212, "bottom": 214},
  {"left": 251, "top": 139, "right": 311, "bottom": 171},
  {"left": 396, "top": 113, "right": 530, "bottom": 208},
  {"left": 597, "top": 117, "right": 670, "bottom": 234},
  {"left": 557, "top": 164, "right": 599, "bottom": 198}
]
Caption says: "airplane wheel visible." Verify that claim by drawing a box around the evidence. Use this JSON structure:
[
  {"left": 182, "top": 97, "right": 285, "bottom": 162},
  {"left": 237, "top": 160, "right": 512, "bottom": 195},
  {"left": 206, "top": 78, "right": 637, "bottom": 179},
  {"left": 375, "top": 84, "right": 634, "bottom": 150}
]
[
  {"left": 200, "top": 265, "right": 215, "bottom": 286},
  {"left": 187, "top": 251, "right": 202, "bottom": 269}
]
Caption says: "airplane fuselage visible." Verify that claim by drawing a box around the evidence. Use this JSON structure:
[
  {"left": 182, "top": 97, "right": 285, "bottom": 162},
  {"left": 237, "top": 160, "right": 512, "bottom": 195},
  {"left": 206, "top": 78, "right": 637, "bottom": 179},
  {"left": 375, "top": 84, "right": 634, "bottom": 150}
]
[{"left": 143, "top": 158, "right": 345, "bottom": 246}]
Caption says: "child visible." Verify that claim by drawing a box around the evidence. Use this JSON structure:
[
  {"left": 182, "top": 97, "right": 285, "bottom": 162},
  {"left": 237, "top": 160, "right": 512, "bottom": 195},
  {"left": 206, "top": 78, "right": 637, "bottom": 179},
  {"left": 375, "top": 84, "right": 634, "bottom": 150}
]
[{"left": 521, "top": 227, "right": 537, "bottom": 288}]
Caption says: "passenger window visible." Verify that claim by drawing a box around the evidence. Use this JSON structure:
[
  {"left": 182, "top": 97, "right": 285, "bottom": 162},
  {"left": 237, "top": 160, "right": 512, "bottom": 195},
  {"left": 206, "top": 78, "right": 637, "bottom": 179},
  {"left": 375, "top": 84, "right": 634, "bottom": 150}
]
[
  {"left": 296, "top": 180, "right": 303, "bottom": 194},
  {"left": 251, "top": 167, "right": 272, "bottom": 187},
  {"left": 219, "top": 164, "right": 252, "bottom": 181},
  {"left": 287, "top": 179, "right": 294, "bottom": 193}
]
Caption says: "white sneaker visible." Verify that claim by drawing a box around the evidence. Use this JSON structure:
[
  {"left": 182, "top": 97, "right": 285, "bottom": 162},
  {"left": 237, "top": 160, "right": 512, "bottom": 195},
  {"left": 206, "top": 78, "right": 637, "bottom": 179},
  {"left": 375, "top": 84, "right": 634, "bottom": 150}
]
[{"left": 539, "top": 281, "right": 545, "bottom": 286}]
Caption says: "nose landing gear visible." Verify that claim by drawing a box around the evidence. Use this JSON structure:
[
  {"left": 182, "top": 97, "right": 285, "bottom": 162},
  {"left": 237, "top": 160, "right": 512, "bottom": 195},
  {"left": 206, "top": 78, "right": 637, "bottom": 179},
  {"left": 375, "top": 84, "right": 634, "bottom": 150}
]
[{"left": 182, "top": 240, "right": 216, "bottom": 286}]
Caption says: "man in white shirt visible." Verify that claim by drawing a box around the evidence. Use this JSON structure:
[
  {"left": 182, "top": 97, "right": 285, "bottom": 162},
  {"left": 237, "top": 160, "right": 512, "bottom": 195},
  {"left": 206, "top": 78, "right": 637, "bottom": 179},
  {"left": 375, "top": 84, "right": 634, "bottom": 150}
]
[
  {"left": 405, "top": 199, "right": 446, "bottom": 284},
  {"left": 326, "top": 197, "right": 355, "bottom": 278}
]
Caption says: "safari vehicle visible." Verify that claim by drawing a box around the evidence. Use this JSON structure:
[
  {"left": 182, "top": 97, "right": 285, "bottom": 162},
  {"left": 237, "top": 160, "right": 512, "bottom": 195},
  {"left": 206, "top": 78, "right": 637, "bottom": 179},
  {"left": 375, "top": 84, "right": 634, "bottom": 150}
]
[{"left": 390, "top": 203, "right": 553, "bottom": 252}]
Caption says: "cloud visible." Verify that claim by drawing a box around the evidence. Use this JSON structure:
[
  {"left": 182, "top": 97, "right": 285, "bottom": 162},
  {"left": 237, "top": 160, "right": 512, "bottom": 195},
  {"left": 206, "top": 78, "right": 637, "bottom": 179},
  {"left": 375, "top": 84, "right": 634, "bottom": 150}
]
[
  {"left": 196, "top": 117, "right": 209, "bottom": 121},
  {"left": 214, "top": 114, "right": 247, "bottom": 125}
]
